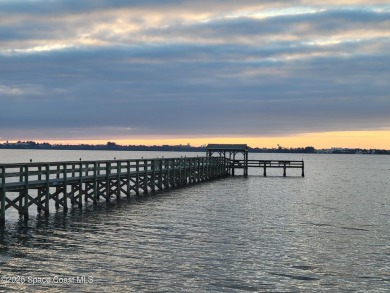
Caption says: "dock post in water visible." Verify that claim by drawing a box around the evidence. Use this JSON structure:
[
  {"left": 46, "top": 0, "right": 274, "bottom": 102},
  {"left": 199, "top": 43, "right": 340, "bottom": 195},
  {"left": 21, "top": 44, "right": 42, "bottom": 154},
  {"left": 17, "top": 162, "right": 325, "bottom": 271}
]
[
  {"left": 23, "top": 165, "right": 29, "bottom": 220},
  {"left": 45, "top": 164, "right": 50, "bottom": 214},
  {"left": 80, "top": 162, "right": 84, "bottom": 206},
  {"left": 116, "top": 161, "right": 121, "bottom": 199},
  {"left": 135, "top": 160, "right": 140, "bottom": 195},
  {"left": 93, "top": 162, "right": 98, "bottom": 204},
  {"left": 63, "top": 163, "right": 68, "bottom": 211},
  {"left": 1, "top": 166, "right": 5, "bottom": 225}
]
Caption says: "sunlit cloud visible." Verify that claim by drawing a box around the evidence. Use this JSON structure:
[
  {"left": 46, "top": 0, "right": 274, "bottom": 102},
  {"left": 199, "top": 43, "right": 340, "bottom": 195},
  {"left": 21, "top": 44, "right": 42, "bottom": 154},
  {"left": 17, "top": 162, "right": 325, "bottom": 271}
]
[{"left": 0, "top": 85, "right": 24, "bottom": 96}]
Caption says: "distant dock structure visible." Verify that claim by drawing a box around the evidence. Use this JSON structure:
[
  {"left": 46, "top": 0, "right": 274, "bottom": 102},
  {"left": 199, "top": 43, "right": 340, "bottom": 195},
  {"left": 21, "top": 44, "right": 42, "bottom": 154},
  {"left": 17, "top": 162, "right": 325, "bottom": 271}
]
[
  {"left": 1, "top": 144, "right": 304, "bottom": 224},
  {"left": 207, "top": 144, "right": 304, "bottom": 178},
  {"left": 206, "top": 144, "right": 249, "bottom": 176}
]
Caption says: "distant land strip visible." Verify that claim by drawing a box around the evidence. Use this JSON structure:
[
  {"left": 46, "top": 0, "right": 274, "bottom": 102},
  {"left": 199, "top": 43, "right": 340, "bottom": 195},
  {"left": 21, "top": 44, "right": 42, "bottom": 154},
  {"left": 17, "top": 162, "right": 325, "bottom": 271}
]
[{"left": 0, "top": 141, "right": 389, "bottom": 155}]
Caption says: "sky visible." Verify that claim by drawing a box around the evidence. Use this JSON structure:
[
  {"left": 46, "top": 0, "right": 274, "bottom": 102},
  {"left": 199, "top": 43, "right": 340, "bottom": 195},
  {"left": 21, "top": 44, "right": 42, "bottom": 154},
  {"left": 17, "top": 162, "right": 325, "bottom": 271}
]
[{"left": 0, "top": 0, "right": 389, "bottom": 149}]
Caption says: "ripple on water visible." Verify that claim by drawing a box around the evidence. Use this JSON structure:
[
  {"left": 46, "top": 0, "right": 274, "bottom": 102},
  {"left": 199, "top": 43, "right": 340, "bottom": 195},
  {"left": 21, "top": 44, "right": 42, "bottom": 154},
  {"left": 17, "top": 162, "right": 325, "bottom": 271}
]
[{"left": 1, "top": 153, "right": 390, "bottom": 292}]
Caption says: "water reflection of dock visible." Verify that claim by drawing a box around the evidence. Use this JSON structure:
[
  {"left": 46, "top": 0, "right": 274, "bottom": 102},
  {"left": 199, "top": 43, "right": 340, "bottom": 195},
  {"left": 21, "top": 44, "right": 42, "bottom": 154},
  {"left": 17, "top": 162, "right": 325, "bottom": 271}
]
[{"left": 1, "top": 144, "right": 304, "bottom": 224}]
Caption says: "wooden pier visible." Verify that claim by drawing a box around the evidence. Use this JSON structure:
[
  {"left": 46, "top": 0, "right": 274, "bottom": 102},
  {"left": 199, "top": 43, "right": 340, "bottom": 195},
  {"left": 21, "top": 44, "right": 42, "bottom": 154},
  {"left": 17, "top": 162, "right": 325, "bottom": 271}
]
[
  {"left": 1, "top": 144, "right": 305, "bottom": 224},
  {"left": 0, "top": 157, "right": 229, "bottom": 224}
]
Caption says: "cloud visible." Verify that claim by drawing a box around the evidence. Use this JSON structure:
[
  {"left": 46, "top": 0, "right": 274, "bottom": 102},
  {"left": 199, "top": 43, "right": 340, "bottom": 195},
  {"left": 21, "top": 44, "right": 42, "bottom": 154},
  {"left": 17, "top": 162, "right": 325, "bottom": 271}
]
[{"left": 0, "top": 1, "right": 389, "bottom": 140}]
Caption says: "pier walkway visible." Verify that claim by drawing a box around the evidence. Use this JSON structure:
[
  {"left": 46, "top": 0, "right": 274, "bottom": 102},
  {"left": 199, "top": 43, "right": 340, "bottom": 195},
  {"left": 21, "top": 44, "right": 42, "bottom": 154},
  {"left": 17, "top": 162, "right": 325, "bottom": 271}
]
[{"left": 1, "top": 157, "right": 229, "bottom": 224}]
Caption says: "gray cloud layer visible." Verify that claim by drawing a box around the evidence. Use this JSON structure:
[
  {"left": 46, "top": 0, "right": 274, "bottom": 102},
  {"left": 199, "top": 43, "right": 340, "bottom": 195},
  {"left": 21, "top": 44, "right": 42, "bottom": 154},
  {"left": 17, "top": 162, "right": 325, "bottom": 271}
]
[{"left": 0, "top": 1, "right": 389, "bottom": 140}]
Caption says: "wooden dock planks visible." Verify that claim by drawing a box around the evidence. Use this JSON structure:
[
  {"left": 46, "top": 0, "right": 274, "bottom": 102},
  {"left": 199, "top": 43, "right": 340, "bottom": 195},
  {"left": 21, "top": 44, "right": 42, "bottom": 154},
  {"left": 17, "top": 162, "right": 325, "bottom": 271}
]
[{"left": 0, "top": 157, "right": 229, "bottom": 224}]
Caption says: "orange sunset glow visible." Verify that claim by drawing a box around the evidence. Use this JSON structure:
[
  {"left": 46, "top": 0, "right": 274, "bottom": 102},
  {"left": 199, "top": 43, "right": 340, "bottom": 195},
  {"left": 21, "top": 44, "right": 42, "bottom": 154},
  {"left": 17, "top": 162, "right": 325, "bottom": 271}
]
[{"left": 33, "top": 130, "right": 390, "bottom": 149}]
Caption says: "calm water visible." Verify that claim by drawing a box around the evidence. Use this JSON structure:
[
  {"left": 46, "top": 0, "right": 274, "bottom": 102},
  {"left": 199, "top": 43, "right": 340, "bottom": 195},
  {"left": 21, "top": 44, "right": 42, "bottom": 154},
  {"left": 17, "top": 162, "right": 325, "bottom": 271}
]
[{"left": 0, "top": 150, "right": 389, "bottom": 292}]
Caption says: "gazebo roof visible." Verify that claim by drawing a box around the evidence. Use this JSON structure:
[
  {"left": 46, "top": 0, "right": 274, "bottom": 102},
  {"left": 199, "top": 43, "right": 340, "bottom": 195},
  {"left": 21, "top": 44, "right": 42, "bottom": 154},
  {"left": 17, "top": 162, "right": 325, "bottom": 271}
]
[{"left": 206, "top": 144, "right": 248, "bottom": 151}]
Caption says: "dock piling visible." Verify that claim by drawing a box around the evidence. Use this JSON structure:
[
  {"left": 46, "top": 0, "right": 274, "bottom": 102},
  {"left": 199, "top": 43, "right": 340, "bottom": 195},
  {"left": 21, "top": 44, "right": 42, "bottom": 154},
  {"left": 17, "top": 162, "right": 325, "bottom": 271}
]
[
  {"left": 1, "top": 166, "right": 5, "bottom": 225},
  {"left": 143, "top": 160, "right": 148, "bottom": 194},
  {"left": 63, "top": 164, "right": 68, "bottom": 212},
  {"left": 23, "top": 165, "right": 29, "bottom": 220},
  {"left": 45, "top": 164, "right": 50, "bottom": 215}
]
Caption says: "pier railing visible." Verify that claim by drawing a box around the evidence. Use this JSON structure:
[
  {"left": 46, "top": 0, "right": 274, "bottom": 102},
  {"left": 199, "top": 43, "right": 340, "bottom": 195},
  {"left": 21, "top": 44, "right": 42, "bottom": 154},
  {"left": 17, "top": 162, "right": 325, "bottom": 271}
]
[
  {"left": 0, "top": 156, "right": 229, "bottom": 223},
  {"left": 230, "top": 159, "right": 304, "bottom": 177}
]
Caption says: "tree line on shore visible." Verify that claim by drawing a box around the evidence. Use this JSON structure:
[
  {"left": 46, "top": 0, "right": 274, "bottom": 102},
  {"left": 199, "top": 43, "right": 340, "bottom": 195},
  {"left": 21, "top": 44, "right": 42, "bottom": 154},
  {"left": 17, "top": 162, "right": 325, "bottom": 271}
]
[{"left": 0, "top": 141, "right": 389, "bottom": 155}]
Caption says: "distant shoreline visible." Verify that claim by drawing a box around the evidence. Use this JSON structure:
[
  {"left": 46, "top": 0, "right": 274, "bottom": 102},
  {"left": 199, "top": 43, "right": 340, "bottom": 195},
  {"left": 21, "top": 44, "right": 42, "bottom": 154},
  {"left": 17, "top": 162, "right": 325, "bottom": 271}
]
[{"left": 1, "top": 141, "right": 389, "bottom": 155}]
